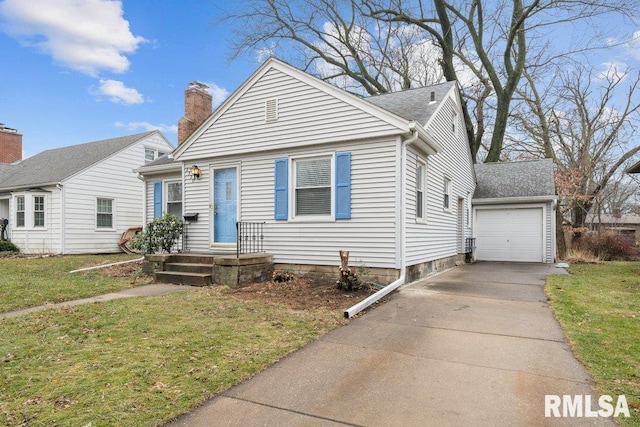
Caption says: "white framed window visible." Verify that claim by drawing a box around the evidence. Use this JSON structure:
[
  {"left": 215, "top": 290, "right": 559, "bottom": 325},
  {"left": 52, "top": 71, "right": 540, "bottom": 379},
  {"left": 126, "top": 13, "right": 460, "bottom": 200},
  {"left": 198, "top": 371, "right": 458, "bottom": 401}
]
[
  {"left": 452, "top": 111, "right": 458, "bottom": 134},
  {"left": 166, "top": 181, "right": 183, "bottom": 217},
  {"left": 144, "top": 148, "right": 155, "bottom": 162},
  {"left": 293, "top": 156, "right": 332, "bottom": 217},
  {"left": 33, "top": 196, "right": 45, "bottom": 227},
  {"left": 444, "top": 177, "right": 452, "bottom": 210},
  {"left": 416, "top": 160, "right": 426, "bottom": 220},
  {"left": 15, "top": 195, "right": 24, "bottom": 228},
  {"left": 96, "top": 198, "right": 114, "bottom": 229}
]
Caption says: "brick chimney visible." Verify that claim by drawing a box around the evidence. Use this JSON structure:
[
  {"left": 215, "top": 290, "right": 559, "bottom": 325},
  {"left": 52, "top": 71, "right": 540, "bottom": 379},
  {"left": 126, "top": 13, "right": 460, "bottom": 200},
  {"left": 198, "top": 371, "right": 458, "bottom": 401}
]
[
  {"left": 177, "top": 81, "right": 212, "bottom": 145},
  {"left": 0, "top": 125, "right": 22, "bottom": 163}
]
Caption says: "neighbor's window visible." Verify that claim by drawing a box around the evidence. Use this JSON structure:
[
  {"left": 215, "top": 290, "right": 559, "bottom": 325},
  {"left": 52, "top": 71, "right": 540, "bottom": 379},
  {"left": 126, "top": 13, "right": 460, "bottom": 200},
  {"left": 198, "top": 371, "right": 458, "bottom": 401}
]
[
  {"left": 294, "top": 156, "right": 331, "bottom": 216},
  {"left": 166, "top": 182, "right": 183, "bottom": 217},
  {"left": 33, "top": 196, "right": 45, "bottom": 227},
  {"left": 416, "top": 162, "right": 425, "bottom": 220},
  {"left": 15, "top": 195, "right": 24, "bottom": 227},
  {"left": 96, "top": 198, "right": 113, "bottom": 228},
  {"left": 443, "top": 178, "right": 451, "bottom": 210},
  {"left": 145, "top": 148, "right": 155, "bottom": 162},
  {"left": 466, "top": 192, "right": 472, "bottom": 227},
  {"left": 452, "top": 111, "right": 458, "bottom": 134}
]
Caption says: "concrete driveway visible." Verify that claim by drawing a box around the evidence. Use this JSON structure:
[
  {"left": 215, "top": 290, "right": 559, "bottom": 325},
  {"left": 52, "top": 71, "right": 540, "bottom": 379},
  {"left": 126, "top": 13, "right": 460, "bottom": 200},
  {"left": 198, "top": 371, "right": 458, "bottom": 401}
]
[{"left": 167, "top": 262, "right": 613, "bottom": 426}]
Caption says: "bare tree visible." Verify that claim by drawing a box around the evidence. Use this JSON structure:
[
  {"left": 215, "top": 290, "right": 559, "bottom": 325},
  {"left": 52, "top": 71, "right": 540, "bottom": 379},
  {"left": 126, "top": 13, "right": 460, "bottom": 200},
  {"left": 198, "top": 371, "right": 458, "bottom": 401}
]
[
  {"left": 510, "top": 62, "right": 640, "bottom": 255},
  {"left": 221, "top": 0, "right": 638, "bottom": 163}
]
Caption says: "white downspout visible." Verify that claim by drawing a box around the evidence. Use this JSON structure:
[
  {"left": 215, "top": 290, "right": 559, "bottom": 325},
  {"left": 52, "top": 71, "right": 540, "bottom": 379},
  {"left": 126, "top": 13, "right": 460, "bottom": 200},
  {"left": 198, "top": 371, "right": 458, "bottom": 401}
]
[
  {"left": 344, "top": 131, "right": 419, "bottom": 318},
  {"left": 57, "top": 183, "right": 65, "bottom": 254}
]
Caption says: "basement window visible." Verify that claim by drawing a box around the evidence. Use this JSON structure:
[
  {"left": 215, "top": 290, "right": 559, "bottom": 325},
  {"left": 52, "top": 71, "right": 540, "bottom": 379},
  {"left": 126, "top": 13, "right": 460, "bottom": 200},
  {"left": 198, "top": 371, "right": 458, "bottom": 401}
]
[{"left": 265, "top": 98, "right": 279, "bottom": 123}]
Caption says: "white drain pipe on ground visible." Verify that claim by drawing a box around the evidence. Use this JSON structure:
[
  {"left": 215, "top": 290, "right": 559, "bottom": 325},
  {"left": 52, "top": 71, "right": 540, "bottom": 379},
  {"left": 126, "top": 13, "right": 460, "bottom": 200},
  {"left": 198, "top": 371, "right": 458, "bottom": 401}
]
[
  {"left": 69, "top": 257, "right": 144, "bottom": 273},
  {"left": 344, "top": 131, "right": 419, "bottom": 318}
]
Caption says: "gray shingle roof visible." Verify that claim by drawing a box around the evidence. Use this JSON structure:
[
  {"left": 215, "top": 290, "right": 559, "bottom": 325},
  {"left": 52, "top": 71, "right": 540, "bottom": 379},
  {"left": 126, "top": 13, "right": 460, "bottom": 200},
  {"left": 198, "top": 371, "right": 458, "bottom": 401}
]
[
  {"left": 365, "top": 81, "right": 456, "bottom": 125},
  {"left": 0, "top": 131, "right": 158, "bottom": 190},
  {"left": 474, "top": 159, "right": 556, "bottom": 199}
]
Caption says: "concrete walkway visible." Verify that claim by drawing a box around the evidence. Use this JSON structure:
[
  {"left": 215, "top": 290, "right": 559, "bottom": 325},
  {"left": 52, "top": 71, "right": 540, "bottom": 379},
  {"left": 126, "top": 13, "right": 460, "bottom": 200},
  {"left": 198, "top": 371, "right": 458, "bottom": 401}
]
[
  {"left": 167, "top": 262, "right": 614, "bottom": 426},
  {"left": 0, "top": 283, "right": 190, "bottom": 320}
]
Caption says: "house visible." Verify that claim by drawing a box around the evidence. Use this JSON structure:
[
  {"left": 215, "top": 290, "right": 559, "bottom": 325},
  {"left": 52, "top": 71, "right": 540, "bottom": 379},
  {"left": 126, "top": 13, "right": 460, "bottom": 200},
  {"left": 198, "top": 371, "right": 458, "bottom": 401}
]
[
  {"left": 0, "top": 130, "right": 173, "bottom": 254},
  {"left": 473, "top": 159, "right": 557, "bottom": 263},
  {"left": 138, "top": 58, "right": 478, "bottom": 284},
  {"left": 587, "top": 213, "right": 640, "bottom": 245}
]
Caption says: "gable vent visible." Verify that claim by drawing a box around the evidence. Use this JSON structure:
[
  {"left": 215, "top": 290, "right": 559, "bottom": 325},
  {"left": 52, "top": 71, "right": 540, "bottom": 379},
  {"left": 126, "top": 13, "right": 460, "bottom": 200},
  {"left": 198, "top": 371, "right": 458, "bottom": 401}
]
[
  {"left": 265, "top": 98, "right": 279, "bottom": 122},
  {"left": 429, "top": 91, "right": 436, "bottom": 103}
]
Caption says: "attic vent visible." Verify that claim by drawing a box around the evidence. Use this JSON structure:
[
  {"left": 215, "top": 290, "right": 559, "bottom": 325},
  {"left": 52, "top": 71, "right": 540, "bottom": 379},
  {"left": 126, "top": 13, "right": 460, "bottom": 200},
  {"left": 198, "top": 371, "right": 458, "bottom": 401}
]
[
  {"left": 429, "top": 91, "right": 436, "bottom": 103},
  {"left": 265, "top": 98, "right": 279, "bottom": 123}
]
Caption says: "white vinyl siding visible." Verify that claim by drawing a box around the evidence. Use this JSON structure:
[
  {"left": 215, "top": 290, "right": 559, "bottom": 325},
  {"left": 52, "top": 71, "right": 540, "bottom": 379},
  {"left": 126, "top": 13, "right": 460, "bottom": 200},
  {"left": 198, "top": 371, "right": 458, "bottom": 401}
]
[
  {"left": 405, "top": 94, "right": 476, "bottom": 266},
  {"left": 57, "top": 133, "right": 173, "bottom": 254},
  {"left": 182, "top": 138, "right": 399, "bottom": 268},
  {"left": 177, "top": 67, "right": 404, "bottom": 162}
]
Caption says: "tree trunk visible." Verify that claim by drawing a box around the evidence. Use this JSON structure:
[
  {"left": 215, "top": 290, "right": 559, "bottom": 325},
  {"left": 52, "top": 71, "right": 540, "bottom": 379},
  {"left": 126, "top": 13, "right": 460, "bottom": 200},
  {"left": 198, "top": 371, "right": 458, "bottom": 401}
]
[{"left": 555, "top": 206, "right": 567, "bottom": 260}]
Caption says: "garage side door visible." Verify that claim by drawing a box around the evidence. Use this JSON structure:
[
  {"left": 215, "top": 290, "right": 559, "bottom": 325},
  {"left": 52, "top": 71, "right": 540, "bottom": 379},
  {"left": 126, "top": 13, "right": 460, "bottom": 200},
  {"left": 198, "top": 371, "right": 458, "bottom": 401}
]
[{"left": 475, "top": 207, "right": 543, "bottom": 262}]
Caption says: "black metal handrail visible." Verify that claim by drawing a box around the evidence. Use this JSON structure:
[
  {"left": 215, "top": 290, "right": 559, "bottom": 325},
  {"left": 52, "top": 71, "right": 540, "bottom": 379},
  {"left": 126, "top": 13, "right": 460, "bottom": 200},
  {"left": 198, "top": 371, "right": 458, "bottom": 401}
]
[{"left": 236, "top": 222, "right": 265, "bottom": 256}]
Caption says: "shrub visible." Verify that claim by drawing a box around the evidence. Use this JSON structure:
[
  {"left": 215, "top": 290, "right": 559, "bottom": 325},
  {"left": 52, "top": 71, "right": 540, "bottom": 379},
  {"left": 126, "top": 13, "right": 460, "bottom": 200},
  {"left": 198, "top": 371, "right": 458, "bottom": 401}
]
[
  {"left": 574, "top": 232, "right": 638, "bottom": 261},
  {"left": 336, "top": 266, "right": 361, "bottom": 291},
  {"left": 0, "top": 241, "right": 20, "bottom": 253},
  {"left": 564, "top": 248, "right": 602, "bottom": 264},
  {"left": 130, "top": 213, "right": 184, "bottom": 254},
  {"left": 272, "top": 270, "right": 295, "bottom": 282}
]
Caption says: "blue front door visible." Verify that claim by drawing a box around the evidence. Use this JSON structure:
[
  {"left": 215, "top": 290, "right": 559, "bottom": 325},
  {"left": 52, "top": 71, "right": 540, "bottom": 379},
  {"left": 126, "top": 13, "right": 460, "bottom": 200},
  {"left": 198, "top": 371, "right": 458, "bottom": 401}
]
[{"left": 213, "top": 167, "right": 237, "bottom": 244}]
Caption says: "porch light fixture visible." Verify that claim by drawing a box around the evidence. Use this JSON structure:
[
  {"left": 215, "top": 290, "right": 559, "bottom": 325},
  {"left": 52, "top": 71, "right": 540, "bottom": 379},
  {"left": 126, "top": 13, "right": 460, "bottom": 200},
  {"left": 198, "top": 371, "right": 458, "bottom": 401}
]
[{"left": 189, "top": 165, "right": 201, "bottom": 181}]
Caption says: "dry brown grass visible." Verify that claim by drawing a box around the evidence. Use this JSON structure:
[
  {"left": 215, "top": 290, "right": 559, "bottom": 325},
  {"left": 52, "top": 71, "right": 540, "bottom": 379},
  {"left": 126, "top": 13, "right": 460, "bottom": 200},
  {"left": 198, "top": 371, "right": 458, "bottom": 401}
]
[{"left": 564, "top": 248, "right": 603, "bottom": 264}]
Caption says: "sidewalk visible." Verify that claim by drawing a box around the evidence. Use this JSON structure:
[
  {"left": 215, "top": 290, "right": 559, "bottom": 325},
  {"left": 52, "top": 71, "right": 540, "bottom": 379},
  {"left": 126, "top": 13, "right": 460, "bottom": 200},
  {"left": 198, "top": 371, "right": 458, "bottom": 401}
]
[{"left": 0, "top": 283, "right": 190, "bottom": 320}]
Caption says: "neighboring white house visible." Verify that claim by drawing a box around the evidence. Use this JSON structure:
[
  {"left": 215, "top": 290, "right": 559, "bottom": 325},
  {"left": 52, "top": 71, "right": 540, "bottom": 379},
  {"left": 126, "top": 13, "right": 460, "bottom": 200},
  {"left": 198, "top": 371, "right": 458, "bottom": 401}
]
[
  {"left": 0, "top": 130, "right": 174, "bottom": 254},
  {"left": 137, "top": 58, "right": 478, "bottom": 282}
]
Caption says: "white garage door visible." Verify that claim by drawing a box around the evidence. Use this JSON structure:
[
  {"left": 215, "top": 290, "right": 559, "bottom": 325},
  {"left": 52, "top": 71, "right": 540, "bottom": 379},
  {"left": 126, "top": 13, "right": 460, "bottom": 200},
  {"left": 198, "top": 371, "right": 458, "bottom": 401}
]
[{"left": 475, "top": 207, "right": 543, "bottom": 262}]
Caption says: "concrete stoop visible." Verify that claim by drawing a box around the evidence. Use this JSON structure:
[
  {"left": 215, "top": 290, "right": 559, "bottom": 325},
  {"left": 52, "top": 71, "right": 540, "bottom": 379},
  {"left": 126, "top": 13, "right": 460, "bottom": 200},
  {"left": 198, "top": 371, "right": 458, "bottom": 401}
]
[{"left": 144, "top": 253, "right": 273, "bottom": 287}]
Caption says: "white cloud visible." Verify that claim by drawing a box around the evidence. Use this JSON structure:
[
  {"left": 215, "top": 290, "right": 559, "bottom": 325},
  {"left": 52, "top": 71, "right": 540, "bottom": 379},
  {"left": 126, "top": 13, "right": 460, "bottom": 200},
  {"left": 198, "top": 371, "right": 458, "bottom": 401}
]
[
  {"left": 596, "top": 61, "right": 628, "bottom": 82},
  {"left": 94, "top": 79, "right": 144, "bottom": 105},
  {"left": 0, "top": 0, "right": 145, "bottom": 76},
  {"left": 628, "top": 31, "right": 640, "bottom": 60},
  {"left": 115, "top": 121, "right": 177, "bottom": 134},
  {"left": 204, "top": 82, "right": 231, "bottom": 108}
]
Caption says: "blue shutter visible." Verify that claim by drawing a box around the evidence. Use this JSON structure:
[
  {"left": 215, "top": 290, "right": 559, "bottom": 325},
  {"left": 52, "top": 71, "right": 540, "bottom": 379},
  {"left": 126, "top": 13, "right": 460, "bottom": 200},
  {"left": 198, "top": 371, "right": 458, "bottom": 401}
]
[
  {"left": 153, "top": 181, "right": 162, "bottom": 218},
  {"left": 274, "top": 158, "right": 288, "bottom": 220},
  {"left": 335, "top": 152, "right": 351, "bottom": 219}
]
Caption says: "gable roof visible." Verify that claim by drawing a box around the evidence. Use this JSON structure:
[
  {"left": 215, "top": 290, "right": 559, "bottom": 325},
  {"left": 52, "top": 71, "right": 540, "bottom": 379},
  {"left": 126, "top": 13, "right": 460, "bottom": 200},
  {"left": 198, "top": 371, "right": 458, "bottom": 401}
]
[
  {"left": 586, "top": 213, "right": 640, "bottom": 225},
  {"left": 366, "top": 82, "right": 457, "bottom": 125},
  {"left": 474, "top": 159, "right": 556, "bottom": 200},
  {"left": 172, "top": 57, "right": 442, "bottom": 160},
  {"left": 0, "top": 130, "right": 162, "bottom": 191}
]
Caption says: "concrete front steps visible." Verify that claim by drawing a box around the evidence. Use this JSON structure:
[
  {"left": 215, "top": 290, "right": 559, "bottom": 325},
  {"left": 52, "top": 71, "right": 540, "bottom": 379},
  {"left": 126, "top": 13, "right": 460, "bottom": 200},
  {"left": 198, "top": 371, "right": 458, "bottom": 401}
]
[
  {"left": 144, "top": 253, "right": 273, "bottom": 287},
  {"left": 155, "top": 254, "right": 214, "bottom": 286}
]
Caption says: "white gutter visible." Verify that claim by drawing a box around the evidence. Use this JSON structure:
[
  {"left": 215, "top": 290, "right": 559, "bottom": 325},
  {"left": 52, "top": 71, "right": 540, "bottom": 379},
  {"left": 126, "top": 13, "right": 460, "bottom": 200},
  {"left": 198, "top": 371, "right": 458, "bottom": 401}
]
[{"left": 344, "top": 131, "right": 419, "bottom": 318}]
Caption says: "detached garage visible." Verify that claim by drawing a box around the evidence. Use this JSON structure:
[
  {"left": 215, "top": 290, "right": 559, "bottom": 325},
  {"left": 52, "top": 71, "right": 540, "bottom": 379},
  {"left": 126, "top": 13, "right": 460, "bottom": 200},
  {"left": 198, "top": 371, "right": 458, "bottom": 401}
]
[{"left": 473, "top": 159, "right": 557, "bottom": 263}]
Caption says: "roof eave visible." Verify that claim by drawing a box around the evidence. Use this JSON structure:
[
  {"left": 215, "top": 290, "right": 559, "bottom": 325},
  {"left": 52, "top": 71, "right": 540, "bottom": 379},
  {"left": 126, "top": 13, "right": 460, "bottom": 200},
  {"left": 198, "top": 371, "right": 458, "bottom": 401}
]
[
  {"left": 409, "top": 122, "right": 441, "bottom": 155},
  {"left": 472, "top": 195, "right": 558, "bottom": 205}
]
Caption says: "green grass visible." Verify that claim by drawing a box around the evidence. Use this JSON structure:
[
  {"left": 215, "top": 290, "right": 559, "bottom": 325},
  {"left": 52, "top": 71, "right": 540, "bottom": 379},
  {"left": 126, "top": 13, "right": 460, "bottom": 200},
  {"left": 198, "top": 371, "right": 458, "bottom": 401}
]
[
  {"left": 0, "top": 288, "right": 342, "bottom": 426},
  {"left": 546, "top": 262, "right": 640, "bottom": 426},
  {"left": 0, "top": 254, "right": 149, "bottom": 313}
]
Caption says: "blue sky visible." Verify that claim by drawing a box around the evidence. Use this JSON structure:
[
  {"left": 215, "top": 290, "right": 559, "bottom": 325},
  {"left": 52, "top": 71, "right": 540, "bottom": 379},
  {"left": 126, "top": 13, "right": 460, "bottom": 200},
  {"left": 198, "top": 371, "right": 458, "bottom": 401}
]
[
  {"left": 0, "top": 0, "right": 257, "bottom": 157},
  {"left": 0, "top": 1, "right": 639, "bottom": 158}
]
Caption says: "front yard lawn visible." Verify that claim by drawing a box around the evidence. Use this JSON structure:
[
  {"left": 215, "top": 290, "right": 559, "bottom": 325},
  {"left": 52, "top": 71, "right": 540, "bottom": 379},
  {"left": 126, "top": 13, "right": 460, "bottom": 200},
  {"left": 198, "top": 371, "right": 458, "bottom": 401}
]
[
  {"left": 0, "top": 254, "right": 149, "bottom": 313},
  {"left": 0, "top": 288, "right": 343, "bottom": 426},
  {"left": 546, "top": 262, "right": 640, "bottom": 426}
]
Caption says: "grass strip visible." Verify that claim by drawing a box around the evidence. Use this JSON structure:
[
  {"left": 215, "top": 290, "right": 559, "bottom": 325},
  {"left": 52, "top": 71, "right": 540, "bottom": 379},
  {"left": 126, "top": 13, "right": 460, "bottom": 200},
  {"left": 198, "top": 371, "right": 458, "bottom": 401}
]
[
  {"left": 546, "top": 262, "right": 640, "bottom": 426},
  {"left": 0, "top": 254, "right": 149, "bottom": 313}
]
